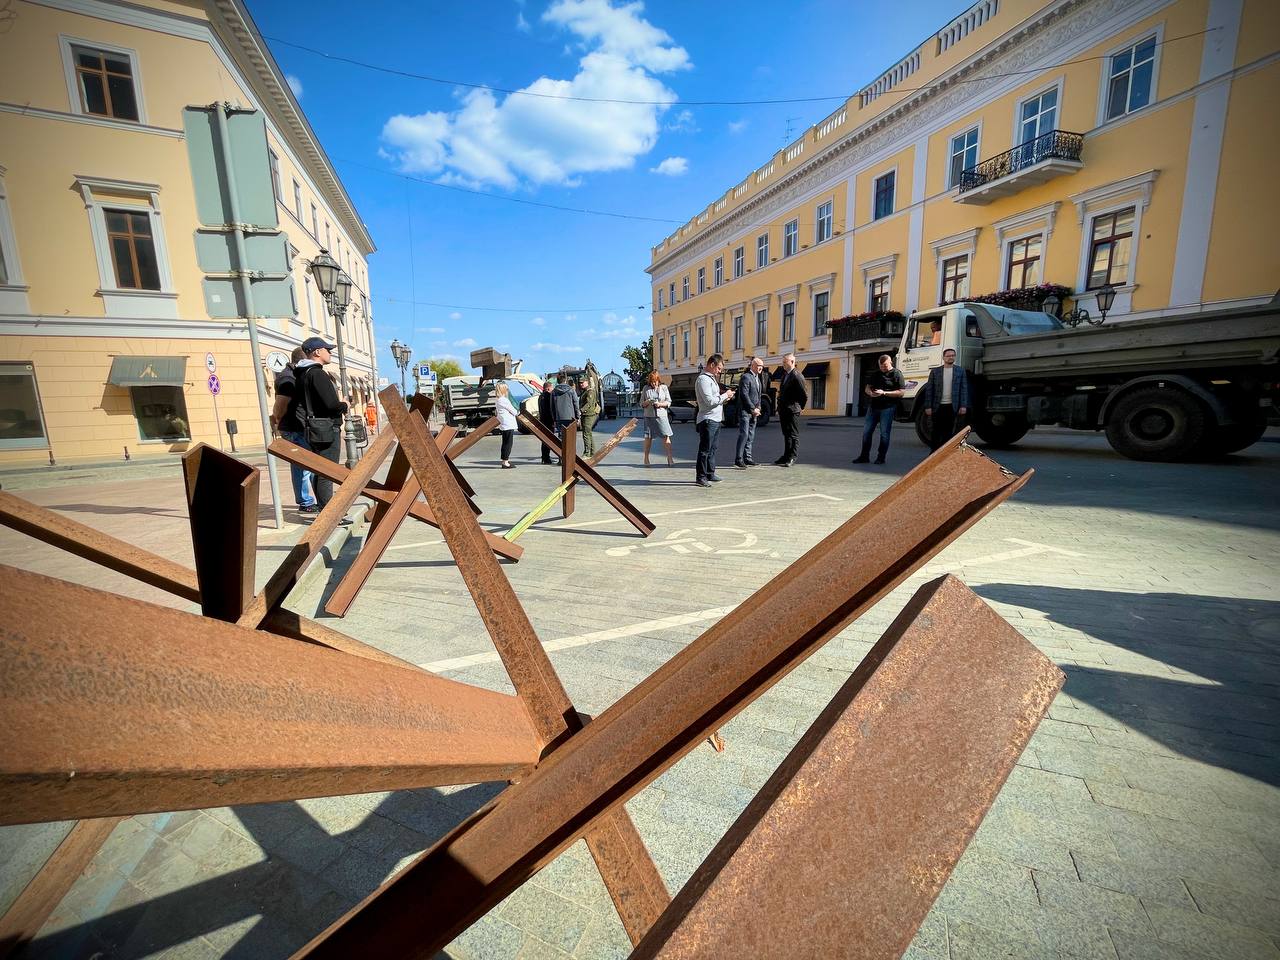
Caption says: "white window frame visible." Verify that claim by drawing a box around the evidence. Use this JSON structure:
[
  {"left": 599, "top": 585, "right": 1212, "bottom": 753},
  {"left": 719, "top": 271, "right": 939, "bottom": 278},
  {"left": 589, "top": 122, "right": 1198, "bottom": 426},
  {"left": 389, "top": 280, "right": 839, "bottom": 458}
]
[
  {"left": 1097, "top": 25, "right": 1164, "bottom": 125},
  {"left": 74, "top": 175, "right": 177, "bottom": 319},
  {"left": 946, "top": 125, "right": 981, "bottom": 190},
  {"left": 754, "top": 304, "right": 769, "bottom": 346},
  {"left": 292, "top": 180, "right": 302, "bottom": 221},
  {"left": 59, "top": 35, "right": 148, "bottom": 126},
  {"left": 780, "top": 300, "right": 796, "bottom": 343},
  {"left": 733, "top": 314, "right": 744, "bottom": 351},
  {"left": 657, "top": 288, "right": 664, "bottom": 311},
  {"left": 714, "top": 256, "right": 723, "bottom": 286},
  {"left": 697, "top": 324, "right": 705, "bottom": 357},
  {"left": 733, "top": 246, "right": 745, "bottom": 278},
  {"left": 815, "top": 199, "right": 833, "bottom": 243},
  {"left": 669, "top": 282, "right": 676, "bottom": 305},
  {"left": 682, "top": 275, "right": 690, "bottom": 300},
  {"left": 1003, "top": 233, "right": 1045, "bottom": 290},
  {"left": 683, "top": 328, "right": 689, "bottom": 358},
  {"left": 697, "top": 266, "right": 706, "bottom": 294},
  {"left": 756, "top": 232, "right": 770, "bottom": 268},
  {"left": 871, "top": 168, "right": 897, "bottom": 221},
  {"left": 783, "top": 219, "right": 799, "bottom": 257},
  {"left": 0, "top": 166, "right": 31, "bottom": 315},
  {"left": 930, "top": 227, "right": 981, "bottom": 304},
  {"left": 714, "top": 317, "right": 723, "bottom": 355},
  {"left": 867, "top": 276, "right": 891, "bottom": 312},
  {"left": 1069, "top": 170, "right": 1158, "bottom": 317},
  {"left": 0, "top": 361, "right": 51, "bottom": 450},
  {"left": 994, "top": 201, "right": 1059, "bottom": 291},
  {"left": 1013, "top": 77, "right": 1065, "bottom": 147}
]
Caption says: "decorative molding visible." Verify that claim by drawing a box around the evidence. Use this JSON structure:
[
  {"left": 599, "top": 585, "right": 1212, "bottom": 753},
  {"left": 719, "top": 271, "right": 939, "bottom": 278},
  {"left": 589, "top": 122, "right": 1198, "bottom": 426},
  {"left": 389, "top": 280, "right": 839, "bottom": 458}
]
[
  {"left": 930, "top": 227, "right": 982, "bottom": 256},
  {"left": 993, "top": 200, "right": 1061, "bottom": 247},
  {"left": 775, "top": 283, "right": 801, "bottom": 301},
  {"left": 859, "top": 253, "right": 899, "bottom": 281},
  {"left": 73, "top": 174, "right": 175, "bottom": 301},
  {"left": 1069, "top": 169, "right": 1159, "bottom": 223},
  {"left": 807, "top": 272, "right": 837, "bottom": 292}
]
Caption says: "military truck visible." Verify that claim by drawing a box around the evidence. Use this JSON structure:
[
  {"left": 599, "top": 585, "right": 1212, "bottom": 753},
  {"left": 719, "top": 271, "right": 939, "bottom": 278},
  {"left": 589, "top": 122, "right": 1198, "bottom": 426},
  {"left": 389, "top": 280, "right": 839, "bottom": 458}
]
[
  {"left": 894, "top": 299, "right": 1279, "bottom": 461},
  {"left": 440, "top": 376, "right": 540, "bottom": 432}
]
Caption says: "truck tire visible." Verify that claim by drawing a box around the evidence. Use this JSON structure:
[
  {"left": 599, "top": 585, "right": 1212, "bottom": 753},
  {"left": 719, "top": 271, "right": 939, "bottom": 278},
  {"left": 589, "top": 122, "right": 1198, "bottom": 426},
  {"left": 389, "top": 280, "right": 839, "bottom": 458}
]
[
  {"left": 1201, "top": 408, "right": 1267, "bottom": 457},
  {"left": 914, "top": 406, "right": 932, "bottom": 446},
  {"left": 1105, "top": 386, "right": 1207, "bottom": 461},
  {"left": 974, "top": 415, "right": 1029, "bottom": 448}
]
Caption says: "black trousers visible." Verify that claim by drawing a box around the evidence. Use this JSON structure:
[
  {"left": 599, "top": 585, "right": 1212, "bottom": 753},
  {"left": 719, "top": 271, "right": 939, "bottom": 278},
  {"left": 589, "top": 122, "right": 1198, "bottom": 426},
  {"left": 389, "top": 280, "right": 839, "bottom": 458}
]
[
  {"left": 500, "top": 428, "right": 515, "bottom": 461},
  {"left": 539, "top": 417, "right": 555, "bottom": 461},
  {"left": 930, "top": 405, "right": 957, "bottom": 450},
  {"left": 780, "top": 408, "right": 800, "bottom": 461},
  {"left": 310, "top": 428, "right": 342, "bottom": 508}
]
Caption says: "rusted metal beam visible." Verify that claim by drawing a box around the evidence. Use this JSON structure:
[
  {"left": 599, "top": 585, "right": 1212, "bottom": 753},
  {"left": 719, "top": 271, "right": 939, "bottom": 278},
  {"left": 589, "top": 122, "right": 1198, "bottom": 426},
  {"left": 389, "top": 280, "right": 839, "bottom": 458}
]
[
  {"left": 561, "top": 421, "right": 577, "bottom": 518},
  {"left": 260, "top": 608, "right": 419, "bottom": 670},
  {"left": 520, "top": 413, "right": 654, "bottom": 536},
  {"left": 0, "top": 564, "right": 542, "bottom": 825},
  {"left": 370, "top": 394, "right": 435, "bottom": 529},
  {"left": 238, "top": 431, "right": 394, "bottom": 629},
  {"left": 0, "top": 817, "right": 123, "bottom": 959},
  {"left": 588, "top": 417, "right": 638, "bottom": 468},
  {"left": 0, "top": 490, "right": 200, "bottom": 603},
  {"left": 631, "top": 575, "right": 1064, "bottom": 959},
  {"left": 368, "top": 387, "right": 670, "bottom": 942},
  {"left": 299, "top": 433, "right": 1030, "bottom": 959},
  {"left": 444, "top": 415, "right": 499, "bottom": 459},
  {"left": 182, "top": 444, "right": 257, "bottom": 621}
]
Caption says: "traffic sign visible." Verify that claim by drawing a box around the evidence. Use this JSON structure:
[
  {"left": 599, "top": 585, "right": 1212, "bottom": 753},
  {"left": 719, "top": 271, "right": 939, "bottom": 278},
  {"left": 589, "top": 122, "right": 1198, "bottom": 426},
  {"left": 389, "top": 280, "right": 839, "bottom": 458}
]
[
  {"left": 207, "top": 373, "right": 221, "bottom": 395},
  {"left": 205, "top": 352, "right": 217, "bottom": 373},
  {"left": 416, "top": 363, "right": 432, "bottom": 378}
]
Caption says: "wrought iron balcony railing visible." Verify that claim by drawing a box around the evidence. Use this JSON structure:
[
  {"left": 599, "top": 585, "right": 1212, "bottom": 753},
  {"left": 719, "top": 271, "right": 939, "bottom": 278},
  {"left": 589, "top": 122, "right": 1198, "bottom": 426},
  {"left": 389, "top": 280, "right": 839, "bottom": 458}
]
[
  {"left": 957, "top": 130, "right": 1084, "bottom": 194},
  {"left": 830, "top": 317, "right": 906, "bottom": 346}
]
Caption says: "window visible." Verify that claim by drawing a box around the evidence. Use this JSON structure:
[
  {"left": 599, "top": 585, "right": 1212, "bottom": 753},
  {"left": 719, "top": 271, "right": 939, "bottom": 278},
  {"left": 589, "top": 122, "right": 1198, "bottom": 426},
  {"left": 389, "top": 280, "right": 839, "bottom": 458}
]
[
  {"left": 783, "top": 219, "right": 798, "bottom": 257},
  {"left": 781, "top": 302, "right": 795, "bottom": 342},
  {"left": 131, "top": 385, "right": 190, "bottom": 442},
  {"left": 659, "top": 338, "right": 665, "bottom": 363},
  {"left": 816, "top": 201, "right": 833, "bottom": 243},
  {"left": 1087, "top": 207, "right": 1134, "bottom": 289},
  {"left": 733, "top": 315, "right": 743, "bottom": 350},
  {"left": 756, "top": 233, "right": 769, "bottom": 268},
  {"left": 873, "top": 171, "right": 895, "bottom": 220},
  {"left": 1106, "top": 36, "right": 1156, "bottom": 120},
  {"left": 908, "top": 318, "right": 945, "bottom": 350},
  {"left": 325, "top": 222, "right": 331, "bottom": 249},
  {"left": 670, "top": 335, "right": 675, "bottom": 361},
  {"left": 683, "top": 329, "right": 689, "bottom": 358},
  {"left": 1018, "top": 89, "right": 1057, "bottom": 146},
  {"left": 697, "top": 267, "right": 706, "bottom": 294},
  {"left": 268, "top": 150, "right": 281, "bottom": 203},
  {"left": 714, "top": 320, "right": 723, "bottom": 354},
  {"left": 669, "top": 282, "right": 676, "bottom": 306},
  {"left": 105, "top": 208, "right": 161, "bottom": 290},
  {"left": 1006, "top": 235, "right": 1042, "bottom": 289},
  {"left": 813, "top": 291, "right": 829, "bottom": 336},
  {"left": 948, "top": 128, "right": 979, "bottom": 188},
  {"left": 808, "top": 375, "right": 826, "bottom": 411},
  {"left": 0, "top": 363, "right": 50, "bottom": 449},
  {"left": 292, "top": 180, "right": 302, "bottom": 220},
  {"left": 941, "top": 255, "right": 969, "bottom": 302},
  {"left": 657, "top": 288, "right": 665, "bottom": 310},
  {"left": 733, "top": 246, "right": 745, "bottom": 278},
  {"left": 714, "top": 257, "right": 723, "bottom": 286},
  {"left": 682, "top": 276, "right": 690, "bottom": 301},
  {"left": 869, "top": 277, "right": 889, "bottom": 312},
  {"left": 310, "top": 203, "right": 318, "bottom": 238},
  {"left": 70, "top": 44, "right": 139, "bottom": 121},
  {"left": 697, "top": 326, "right": 705, "bottom": 356},
  {"left": 755, "top": 308, "right": 767, "bottom": 345},
  {"left": 0, "top": 237, "right": 7, "bottom": 286}
]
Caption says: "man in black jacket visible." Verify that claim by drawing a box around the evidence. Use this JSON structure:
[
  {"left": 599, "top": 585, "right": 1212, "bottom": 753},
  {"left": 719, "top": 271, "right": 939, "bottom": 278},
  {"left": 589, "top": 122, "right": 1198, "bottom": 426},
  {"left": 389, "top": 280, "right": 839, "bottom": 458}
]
[
  {"left": 774, "top": 353, "right": 808, "bottom": 467},
  {"left": 537, "top": 380, "right": 556, "bottom": 464},
  {"left": 286, "top": 336, "right": 347, "bottom": 509}
]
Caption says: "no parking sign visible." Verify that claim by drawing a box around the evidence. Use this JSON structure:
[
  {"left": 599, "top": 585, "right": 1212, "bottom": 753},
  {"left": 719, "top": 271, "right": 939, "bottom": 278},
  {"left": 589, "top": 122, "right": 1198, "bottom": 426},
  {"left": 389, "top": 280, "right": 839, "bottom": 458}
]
[{"left": 207, "top": 373, "right": 221, "bottom": 395}]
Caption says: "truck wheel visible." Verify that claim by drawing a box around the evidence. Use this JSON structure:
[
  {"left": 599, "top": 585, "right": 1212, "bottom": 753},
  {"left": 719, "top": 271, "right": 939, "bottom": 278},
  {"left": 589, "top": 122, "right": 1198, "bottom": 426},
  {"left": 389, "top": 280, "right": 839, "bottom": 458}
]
[
  {"left": 974, "top": 415, "right": 1028, "bottom": 448},
  {"left": 914, "top": 407, "right": 931, "bottom": 446},
  {"left": 1105, "top": 387, "right": 1207, "bottom": 461},
  {"left": 1201, "top": 408, "right": 1267, "bottom": 457}
]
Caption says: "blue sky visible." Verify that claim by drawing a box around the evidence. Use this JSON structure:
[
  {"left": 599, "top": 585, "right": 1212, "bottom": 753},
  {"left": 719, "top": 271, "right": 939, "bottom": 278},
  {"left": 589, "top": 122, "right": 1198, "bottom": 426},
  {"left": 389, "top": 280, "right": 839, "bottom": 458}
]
[{"left": 249, "top": 0, "right": 965, "bottom": 380}]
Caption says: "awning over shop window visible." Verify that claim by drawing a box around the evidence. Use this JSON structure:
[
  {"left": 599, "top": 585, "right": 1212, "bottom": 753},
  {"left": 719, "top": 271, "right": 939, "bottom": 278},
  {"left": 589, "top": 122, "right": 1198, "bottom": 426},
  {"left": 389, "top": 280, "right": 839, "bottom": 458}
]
[
  {"left": 802, "top": 361, "right": 830, "bottom": 377},
  {"left": 107, "top": 356, "right": 187, "bottom": 387}
]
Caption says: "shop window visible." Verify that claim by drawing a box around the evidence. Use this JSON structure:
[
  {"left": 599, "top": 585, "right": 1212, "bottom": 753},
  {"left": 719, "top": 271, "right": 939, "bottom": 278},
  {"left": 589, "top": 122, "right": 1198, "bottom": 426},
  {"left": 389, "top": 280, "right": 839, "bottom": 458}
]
[
  {"left": 131, "top": 385, "right": 190, "bottom": 442},
  {"left": 0, "top": 363, "right": 50, "bottom": 449},
  {"left": 807, "top": 376, "right": 826, "bottom": 410}
]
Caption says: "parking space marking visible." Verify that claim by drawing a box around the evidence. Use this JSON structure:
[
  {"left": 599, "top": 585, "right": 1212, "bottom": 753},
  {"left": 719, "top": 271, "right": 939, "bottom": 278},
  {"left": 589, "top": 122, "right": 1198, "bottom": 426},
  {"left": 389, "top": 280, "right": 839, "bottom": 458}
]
[{"left": 917, "top": 538, "right": 1085, "bottom": 577}]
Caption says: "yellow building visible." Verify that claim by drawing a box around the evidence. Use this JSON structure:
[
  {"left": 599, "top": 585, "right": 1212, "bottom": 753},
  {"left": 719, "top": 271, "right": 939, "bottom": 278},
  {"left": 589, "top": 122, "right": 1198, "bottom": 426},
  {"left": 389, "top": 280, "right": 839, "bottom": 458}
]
[
  {"left": 0, "top": 0, "right": 376, "bottom": 465},
  {"left": 647, "top": 0, "right": 1278, "bottom": 416}
]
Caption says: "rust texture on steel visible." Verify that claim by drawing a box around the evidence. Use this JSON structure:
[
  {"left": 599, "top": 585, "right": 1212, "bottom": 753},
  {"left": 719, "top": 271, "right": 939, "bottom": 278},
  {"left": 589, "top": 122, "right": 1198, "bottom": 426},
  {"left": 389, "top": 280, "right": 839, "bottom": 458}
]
[
  {"left": 520, "top": 412, "right": 655, "bottom": 536},
  {"left": 0, "top": 490, "right": 200, "bottom": 603},
  {"left": 370, "top": 394, "right": 432, "bottom": 529},
  {"left": 0, "top": 564, "right": 542, "bottom": 825},
  {"left": 561, "top": 421, "right": 577, "bottom": 518},
  {"left": 182, "top": 443, "right": 257, "bottom": 621},
  {"left": 0, "top": 817, "right": 123, "bottom": 958},
  {"left": 588, "top": 417, "right": 638, "bottom": 468},
  {"left": 299, "top": 433, "right": 1030, "bottom": 959},
  {"left": 631, "top": 575, "right": 1064, "bottom": 959}
]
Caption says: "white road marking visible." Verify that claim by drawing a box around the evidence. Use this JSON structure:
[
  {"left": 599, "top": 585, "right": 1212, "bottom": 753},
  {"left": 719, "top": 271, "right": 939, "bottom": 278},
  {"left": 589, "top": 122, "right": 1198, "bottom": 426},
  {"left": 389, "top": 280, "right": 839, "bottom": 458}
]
[{"left": 917, "top": 538, "right": 1085, "bottom": 577}]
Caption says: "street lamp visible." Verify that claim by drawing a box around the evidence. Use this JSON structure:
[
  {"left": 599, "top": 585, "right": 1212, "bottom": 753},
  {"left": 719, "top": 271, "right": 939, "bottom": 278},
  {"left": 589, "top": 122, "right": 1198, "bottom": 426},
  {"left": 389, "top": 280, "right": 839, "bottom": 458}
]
[
  {"left": 308, "top": 249, "right": 360, "bottom": 468},
  {"left": 1095, "top": 283, "right": 1117, "bottom": 324},
  {"left": 389, "top": 340, "right": 412, "bottom": 396}
]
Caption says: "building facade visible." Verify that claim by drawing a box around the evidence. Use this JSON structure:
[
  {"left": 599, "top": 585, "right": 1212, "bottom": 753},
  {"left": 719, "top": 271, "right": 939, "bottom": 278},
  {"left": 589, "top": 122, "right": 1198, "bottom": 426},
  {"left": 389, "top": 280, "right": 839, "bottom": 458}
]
[
  {"left": 647, "top": 0, "right": 1278, "bottom": 415},
  {"left": 0, "top": 0, "right": 376, "bottom": 465}
]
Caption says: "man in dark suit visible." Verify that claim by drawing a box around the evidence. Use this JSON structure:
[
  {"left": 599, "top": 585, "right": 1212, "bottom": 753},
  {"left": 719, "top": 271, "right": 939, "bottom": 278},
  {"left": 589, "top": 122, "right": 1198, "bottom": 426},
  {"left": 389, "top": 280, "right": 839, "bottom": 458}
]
[
  {"left": 922, "top": 347, "right": 972, "bottom": 450},
  {"left": 734, "top": 356, "right": 763, "bottom": 468},
  {"left": 774, "top": 353, "right": 808, "bottom": 467},
  {"left": 537, "top": 380, "right": 556, "bottom": 463}
]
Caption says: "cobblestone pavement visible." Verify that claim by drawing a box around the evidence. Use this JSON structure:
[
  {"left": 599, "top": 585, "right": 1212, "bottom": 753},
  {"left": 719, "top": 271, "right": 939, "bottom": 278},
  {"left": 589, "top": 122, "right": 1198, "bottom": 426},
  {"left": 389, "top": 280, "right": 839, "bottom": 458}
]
[{"left": 4, "top": 420, "right": 1278, "bottom": 960}]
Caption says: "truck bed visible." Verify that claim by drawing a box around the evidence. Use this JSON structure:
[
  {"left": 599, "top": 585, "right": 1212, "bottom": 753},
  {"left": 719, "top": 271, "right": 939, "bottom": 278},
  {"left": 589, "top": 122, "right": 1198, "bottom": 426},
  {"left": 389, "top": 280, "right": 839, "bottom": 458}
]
[{"left": 977, "top": 301, "right": 1280, "bottom": 380}]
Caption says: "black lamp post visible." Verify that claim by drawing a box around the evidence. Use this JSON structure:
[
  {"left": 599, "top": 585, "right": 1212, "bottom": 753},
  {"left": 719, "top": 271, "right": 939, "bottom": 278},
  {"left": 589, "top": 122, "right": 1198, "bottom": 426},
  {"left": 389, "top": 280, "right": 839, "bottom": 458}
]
[
  {"left": 308, "top": 249, "right": 359, "bottom": 468},
  {"left": 389, "top": 339, "right": 412, "bottom": 396},
  {"left": 1041, "top": 292, "right": 1061, "bottom": 318}
]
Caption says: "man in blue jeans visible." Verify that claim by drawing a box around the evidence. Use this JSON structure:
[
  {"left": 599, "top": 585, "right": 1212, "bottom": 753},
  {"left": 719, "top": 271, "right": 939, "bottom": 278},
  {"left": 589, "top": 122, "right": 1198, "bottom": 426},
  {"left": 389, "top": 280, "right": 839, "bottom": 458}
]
[
  {"left": 853, "top": 354, "right": 906, "bottom": 465},
  {"left": 695, "top": 354, "right": 735, "bottom": 487},
  {"left": 271, "top": 347, "right": 317, "bottom": 514}
]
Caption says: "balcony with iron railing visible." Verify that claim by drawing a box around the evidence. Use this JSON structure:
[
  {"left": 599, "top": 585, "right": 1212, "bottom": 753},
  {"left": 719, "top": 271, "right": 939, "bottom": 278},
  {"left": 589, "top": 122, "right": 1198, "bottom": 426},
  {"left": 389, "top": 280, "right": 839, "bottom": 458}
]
[{"left": 956, "top": 130, "right": 1085, "bottom": 204}]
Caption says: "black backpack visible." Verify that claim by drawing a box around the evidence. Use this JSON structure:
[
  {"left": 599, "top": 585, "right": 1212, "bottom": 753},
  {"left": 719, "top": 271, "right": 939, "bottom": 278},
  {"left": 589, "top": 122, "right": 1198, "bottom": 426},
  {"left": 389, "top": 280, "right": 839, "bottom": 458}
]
[{"left": 297, "top": 366, "right": 337, "bottom": 447}]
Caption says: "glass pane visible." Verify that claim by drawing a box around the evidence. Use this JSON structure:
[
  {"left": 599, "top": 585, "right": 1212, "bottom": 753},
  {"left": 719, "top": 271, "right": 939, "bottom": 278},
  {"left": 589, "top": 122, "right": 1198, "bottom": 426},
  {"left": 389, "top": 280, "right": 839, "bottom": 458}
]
[
  {"left": 134, "top": 236, "right": 161, "bottom": 290},
  {"left": 1115, "top": 207, "right": 1135, "bottom": 234},
  {"left": 105, "top": 210, "right": 129, "bottom": 233},
  {"left": 128, "top": 212, "right": 152, "bottom": 236},
  {"left": 0, "top": 369, "right": 47, "bottom": 444},
  {"left": 1135, "top": 37, "right": 1156, "bottom": 63},
  {"left": 1111, "top": 236, "right": 1131, "bottom": 279},
  {"left": 1111, "top": 48, "right": 1132, "bottom": 75},
  {"left": 105, "top": 55, "right": 132, "bottom": 75},
  {"left": 1091, "top": 214, "right": 1113, "bottom": 241},
  {"left": 111, "top": 236, "right": 136, "bottom": 287},
  {"left": 1089, "top": 245, "right": 1111, "bottom": 288},
  {"left": 1026, "top": 236, "right": 1042, "bottom": 258},
  {"left": 106, "top": 73, "right": 139, "bottom": 120},
  {"left": 1026, "top": 257, "right": 1041, "bottom": 286},
  {"left": 1107, "top": 75, "right": 1128, "bottom": 119},
  {"left": 1129, "top": 60, "right": 1153, "bottom": 110},
  {"left": 80, "top": 73, "right": 108, "bottom": 115},
  {"left": 76, "top": 50, "right": 101, "bottom": 69},
  {"left": 1022, "top": 98, "right": 1038, "bottom": 122},
  {"left": 132, "top": 386, "right": 190, "bottom": 441},
  {"left": 1042, "top": 88, "right": 1057, "bottom": 109},
  {"left": 950, "top": 153, "right": 963, "bottom": 186}
]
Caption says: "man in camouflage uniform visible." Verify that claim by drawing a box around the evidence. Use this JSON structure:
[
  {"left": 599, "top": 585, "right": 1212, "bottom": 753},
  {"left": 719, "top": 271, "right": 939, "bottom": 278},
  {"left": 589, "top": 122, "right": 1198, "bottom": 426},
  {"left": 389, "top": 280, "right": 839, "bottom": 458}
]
[{"left": 578, "top": 370, "right": 601, "bottom": 459}]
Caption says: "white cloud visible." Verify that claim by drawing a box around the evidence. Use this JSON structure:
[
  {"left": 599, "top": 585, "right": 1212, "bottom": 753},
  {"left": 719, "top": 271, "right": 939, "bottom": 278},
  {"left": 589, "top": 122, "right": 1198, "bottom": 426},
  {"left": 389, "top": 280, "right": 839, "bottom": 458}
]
[
  {"left": 531, "top": 316, "right": 546, "bottom": 326},
  {"left": 426, "top": 326, "right": 446, "bottom": 333},
  {"left": 430, "top": 353, "right": 462, "bottom": 363},
  {"left": 666, "top": 108, "right": 697, "bottom": 133},
  {"left": 286, "top": 74, "right": 304, "bottom": 99},
  {"left": 431, "top": 340, "right": 448, "bottom": 349},
  {"left": 531, "top": 342, "right": 583, "bottom": 353},
  {"left": 650, "top": 156, "right": 687, "bottom": 176},
  {"left": 380, "top": 0, "right": 689, "bottom": 189},
  {"left": 453, "top": 337, "right": 479, "bottom": 348},
  {"left": 516, "top": 10, "right": 531, "bottom": 31},
  {"left": 727, "top": 118, "right": 748, "bottom": 134},
  {"left": 449, "top": 311, "right": 462, "bottom": 321}
]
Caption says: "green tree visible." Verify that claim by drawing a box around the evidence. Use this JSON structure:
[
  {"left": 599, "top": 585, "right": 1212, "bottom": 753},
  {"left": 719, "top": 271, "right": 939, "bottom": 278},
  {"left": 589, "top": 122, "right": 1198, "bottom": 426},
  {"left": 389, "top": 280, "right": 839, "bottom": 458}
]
[
  {"left": 620, "top": 339, "right": 653, "bottom": 386},
  {"left": 427, "top": 357, "right": 465, "bottom": 380}
]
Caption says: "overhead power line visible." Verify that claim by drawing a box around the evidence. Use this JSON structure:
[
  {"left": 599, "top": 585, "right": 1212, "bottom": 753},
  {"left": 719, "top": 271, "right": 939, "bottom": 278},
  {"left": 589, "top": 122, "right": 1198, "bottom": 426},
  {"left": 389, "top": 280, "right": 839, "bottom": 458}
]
[{"left": 382, "top": 296, "right": 649, "bottom": 314}]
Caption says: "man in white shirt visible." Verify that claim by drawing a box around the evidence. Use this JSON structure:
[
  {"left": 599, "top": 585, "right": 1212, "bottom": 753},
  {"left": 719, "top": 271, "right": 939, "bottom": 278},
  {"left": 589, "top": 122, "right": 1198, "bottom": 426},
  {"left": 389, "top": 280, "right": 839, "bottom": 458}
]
[{"left": 694, "top": 353, "right": 735, "bottom": 487}]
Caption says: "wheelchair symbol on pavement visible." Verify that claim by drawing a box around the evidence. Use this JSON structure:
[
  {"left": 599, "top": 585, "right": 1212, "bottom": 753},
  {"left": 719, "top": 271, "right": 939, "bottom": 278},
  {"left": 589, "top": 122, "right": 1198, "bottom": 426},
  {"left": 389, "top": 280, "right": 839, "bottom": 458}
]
[{"left": 606, "top": 527, "right": 779, "bottom": 559}]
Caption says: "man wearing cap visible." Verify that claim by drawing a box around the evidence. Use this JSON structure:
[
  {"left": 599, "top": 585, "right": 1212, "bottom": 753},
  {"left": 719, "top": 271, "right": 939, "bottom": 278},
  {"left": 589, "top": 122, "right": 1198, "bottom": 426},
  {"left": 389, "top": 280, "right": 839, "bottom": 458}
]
[
  {"left": 271, "top": 346, "right": 318, "bottom": 514},
  {"left": 286, "top": 337, "right": 348, "bottom": 510}
]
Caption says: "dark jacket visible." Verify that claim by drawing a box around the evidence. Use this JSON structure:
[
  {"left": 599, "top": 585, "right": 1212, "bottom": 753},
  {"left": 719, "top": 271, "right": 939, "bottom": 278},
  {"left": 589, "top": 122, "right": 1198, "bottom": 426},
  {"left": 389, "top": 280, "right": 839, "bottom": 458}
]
[
  {"left": 288, "top": 361, "right": 347, "bottom": 425},
  {"left": 777, "top": 368, "right": 809, "bottom": 415},
  {"left": 551, "top": 382, "right": 580, "bottom": 422},
  {"left": 275, "top": 364, "right": 301, "bottom": 432},
  {"left": 537, "top": 387, "right": 555, "bottom": 425},
  {"left": 736, "top": 369, "right": 761, "bottom": 414},
  {"left": 922, "top": 363, "right": 971, "bottom": 413}
]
